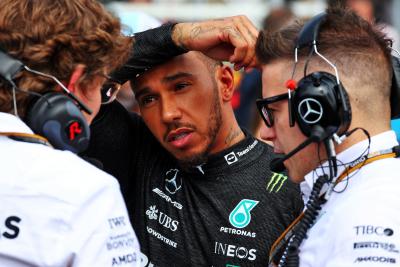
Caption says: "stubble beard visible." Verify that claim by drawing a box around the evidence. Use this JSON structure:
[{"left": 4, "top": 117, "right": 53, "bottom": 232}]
[{"left": 178, "top": 82, "right": 222, "bottom": 170}]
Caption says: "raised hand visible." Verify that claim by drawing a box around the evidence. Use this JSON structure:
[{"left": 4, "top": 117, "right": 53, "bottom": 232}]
[{"left": 172, "top": 16, "right": 260, "bottom": 70}]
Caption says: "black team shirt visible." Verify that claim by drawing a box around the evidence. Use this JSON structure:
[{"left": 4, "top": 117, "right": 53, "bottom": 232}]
[{"left": 83, "top": 101, "right": 303, "bottom": 267}]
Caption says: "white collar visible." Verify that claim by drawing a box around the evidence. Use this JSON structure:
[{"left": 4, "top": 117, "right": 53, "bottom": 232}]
[
  {"left": 0, "top": 112, "right": 34, "bottom": 134},
  {"left": 301, "top": 130, "right": 399, "bottom": 201}
]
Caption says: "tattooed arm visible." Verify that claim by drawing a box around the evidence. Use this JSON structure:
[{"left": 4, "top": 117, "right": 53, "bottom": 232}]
[
  {"left": 111, "top": 16, "right": 259, "bottom": 84},
  {"left": 172, "top": 16, "right": 259, "bottom": 71}
]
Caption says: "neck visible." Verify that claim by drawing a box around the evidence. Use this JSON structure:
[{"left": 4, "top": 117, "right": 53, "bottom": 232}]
[
  {"left": 210, "top": 116, "right": 245, "bottom": 155},
  {"left": 335, "top": 125, "right": 391, "bottom": 154},
  {"left": 224, "top": 124, "right": 245, "bottom": 147}
]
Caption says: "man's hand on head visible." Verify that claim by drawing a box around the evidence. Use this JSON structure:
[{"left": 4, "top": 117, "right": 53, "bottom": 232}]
[{"left": 172, "top": 16, "right": 260, "bottom": 71}]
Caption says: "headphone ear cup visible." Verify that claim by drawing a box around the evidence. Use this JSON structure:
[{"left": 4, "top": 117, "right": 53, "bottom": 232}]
[
  {"left": 293, "top": 72, "right": 351, "bottom": 137},
  {"left": 337, "top": 83, "right": 352, "bottom": 135},
  {"left": 25, "top": 92, "right": 90, "bottom": 153}
]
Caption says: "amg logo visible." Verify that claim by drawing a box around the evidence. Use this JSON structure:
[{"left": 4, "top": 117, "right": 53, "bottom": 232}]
[
  {"left": 152, "top": 188, "right": 183, "bottom": 210},
  {"left": 214, "top": 241, "right": 256, "bottom": 261},
  {"left": 354, "top": 256, "right": 396, "bottom": 264}
]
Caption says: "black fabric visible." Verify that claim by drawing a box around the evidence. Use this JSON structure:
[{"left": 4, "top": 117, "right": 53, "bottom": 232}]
[
  {"left": 111, "top": 23, "right": 188, "bottom": 84},
  {"left": 83, "top": 101, "right": 303, "bottom": 267},
  {"left": 391, "top": 55, "right": 400, "bottom": 119}
]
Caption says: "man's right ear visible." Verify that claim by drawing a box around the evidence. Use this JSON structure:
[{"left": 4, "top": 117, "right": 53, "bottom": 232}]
[
  {"left": 218, "top": 65, "right": 235, "bottom": 102},
  {"left": 67, "top": 64, "right": 86, "bottom": 93}
]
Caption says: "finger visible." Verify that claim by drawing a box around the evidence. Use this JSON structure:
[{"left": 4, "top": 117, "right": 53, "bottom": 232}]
[
  {"left": 218, "top": 26, "right": 248, "bottom": 65},
  {"left": 236, "top": 16, "right": 259, "bottom": 67},
  {"left": 235, "top": 22, "right": 256, "bottom": 69},
  {"left": 239, "top": 15, "right": 259, "bottom": 40},
  {"left": 228, "top": 16, "right": 259, "bottom": 69},
  {"left": 244, "top": 57, "right": 261, "bottom": 72}
]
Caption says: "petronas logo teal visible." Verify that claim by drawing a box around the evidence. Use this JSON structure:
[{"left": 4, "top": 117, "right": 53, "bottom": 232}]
[
  {"left": 266, "top": 172, "right": 288, "bottom": 193},
  {"left": 229, "top": 199, "right": 259, "bottom": 229}
]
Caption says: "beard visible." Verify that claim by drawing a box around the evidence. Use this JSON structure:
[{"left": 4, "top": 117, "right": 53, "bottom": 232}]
[{"left": 178, "top": 81, "right": 222, "bottom": 170}]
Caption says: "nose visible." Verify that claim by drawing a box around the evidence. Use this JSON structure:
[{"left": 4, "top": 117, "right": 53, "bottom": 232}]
[
  {"left": 161, "top": 95, "right": 182, "bottom": 123},
  {"left": 259, "top": 123, "right": 276, "bottom": 142}
]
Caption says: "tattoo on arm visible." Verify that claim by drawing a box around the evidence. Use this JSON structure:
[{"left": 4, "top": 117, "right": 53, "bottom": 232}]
[
  {"left": 173, "top": 24, "right": 189, "bottom": 51},
  {"left": 190, "top": 26, "right": 216, "bottom": 40},
  {"left": 221, "top": 26, "right": 243, "bottom": 41}
]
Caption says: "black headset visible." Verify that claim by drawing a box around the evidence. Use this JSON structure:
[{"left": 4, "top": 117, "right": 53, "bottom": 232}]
[
  {"left": 288, "top": 12, "right": 352, "bottom": 139},
  {"left": 289, "top": 12, "right": 400, "bottom": 138},
  {"left": 0, "top": 49, "right": 91, "bottom": 153}
]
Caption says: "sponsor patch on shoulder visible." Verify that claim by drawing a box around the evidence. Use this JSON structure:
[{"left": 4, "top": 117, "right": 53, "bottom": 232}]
[{"left": 266, "top": 172, "right": 288, "bottom": 193}]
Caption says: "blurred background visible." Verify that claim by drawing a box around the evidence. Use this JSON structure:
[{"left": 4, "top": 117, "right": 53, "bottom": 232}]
[{"left": 99, "top": 0, "right": 400, "bottom": 140}]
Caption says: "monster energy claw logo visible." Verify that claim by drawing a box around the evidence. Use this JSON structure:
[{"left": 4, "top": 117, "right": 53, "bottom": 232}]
[
  {"left": 229, "top": 199, "right": 259, "bottom": 229},
  {"left": 266, "top": 172, "right": 288, "bottom": 193}
]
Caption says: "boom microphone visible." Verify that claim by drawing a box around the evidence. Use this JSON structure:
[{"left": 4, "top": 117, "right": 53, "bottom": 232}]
[
  {"left": 270, "top": 156, "right": 287, "bottom": 173},
  {"left": 270, "top": 125, "right": 328, "bottom": 172}
]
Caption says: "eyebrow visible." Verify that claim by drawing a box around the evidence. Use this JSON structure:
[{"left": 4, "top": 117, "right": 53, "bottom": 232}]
[
  {"left": 162, "top": 72, "right": 193, "bottom": 83},
  {"left": 135, "top": 72, "right": 194, "bottom": 100},
  {"left": 134, "top": 86, "right": 152, "bottom": 100}
]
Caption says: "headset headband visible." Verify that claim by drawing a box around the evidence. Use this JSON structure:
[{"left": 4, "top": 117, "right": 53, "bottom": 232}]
[
  {"left": 295, "top": 12, "right": 400, "bottom": 119},
  {"left": 0, "top": 49, "right": 24, "bottom": 83},
  {"left": 296, "top": 12, "right": 326, "bottom": 49}
]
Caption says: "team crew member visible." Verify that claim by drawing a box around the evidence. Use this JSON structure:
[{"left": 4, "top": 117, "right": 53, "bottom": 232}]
[
  {"left": 84, "top": 33, "right": 303, "bottom": 266},
  {"left": 255, "top": 7, "right": 400, "bottom": 266},
  {"left": 0, "top": 0, "right": 140, "bottom": 266}
]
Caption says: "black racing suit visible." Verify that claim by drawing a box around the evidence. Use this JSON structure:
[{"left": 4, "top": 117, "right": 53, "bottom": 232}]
[
  {"left": 84, "top": 102, "right": 303, "bottom": 266},
  {"left": 82, "top": 24, "right": 303, "bottom": 266}
]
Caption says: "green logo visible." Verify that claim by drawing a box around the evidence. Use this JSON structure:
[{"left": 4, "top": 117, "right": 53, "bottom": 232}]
[
  {"left": 266, "top": 172, "right": 288, "bottom": 193},
  {"left": 229, "top": 199, "right": 259, "bottom": 229},
  {"left": 226, "top": 264, "right": 240, "bottom": 267}
]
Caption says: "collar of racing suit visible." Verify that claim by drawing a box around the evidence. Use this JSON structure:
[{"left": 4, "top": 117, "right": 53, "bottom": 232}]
[{"left": 183, "top": 129, "right": 266, "bottom": 177}]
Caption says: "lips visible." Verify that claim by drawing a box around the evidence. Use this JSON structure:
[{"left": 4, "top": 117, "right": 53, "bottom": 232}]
[{"left": 166, "top": 128, "right": 194, "bottom": 149}]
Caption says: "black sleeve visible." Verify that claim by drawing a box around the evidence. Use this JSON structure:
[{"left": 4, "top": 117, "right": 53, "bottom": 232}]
[
  {"left": 111, "top": 23, "right": 188, "bottom": 84},
  {"left": 80, "top": 101, "right": 139, "bottom": 196},
  {"left": 81, "top": 101, "right": 168, "bottom": 213}
]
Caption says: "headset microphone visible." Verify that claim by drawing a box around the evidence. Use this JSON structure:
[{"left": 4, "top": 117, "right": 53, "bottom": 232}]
[{"left": 270, "top": 125, "right": 328, "bottom": 172}]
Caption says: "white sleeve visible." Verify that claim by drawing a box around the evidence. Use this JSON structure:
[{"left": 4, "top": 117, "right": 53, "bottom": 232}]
[{"left": 68, "top": 177, "right": 140, "bottom": 267}]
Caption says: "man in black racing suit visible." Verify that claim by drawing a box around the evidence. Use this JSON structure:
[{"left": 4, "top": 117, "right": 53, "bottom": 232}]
[{"left": 83, "top": 21, "right": 303, "bottom": 267}]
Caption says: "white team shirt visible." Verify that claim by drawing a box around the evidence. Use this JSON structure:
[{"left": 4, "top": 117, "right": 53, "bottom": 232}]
[
  {"left": 299, "top": 131, "right": 400, "bottom": 267},
  {"left": 0, "top": 112, "right": 140, "bottom": 267}
]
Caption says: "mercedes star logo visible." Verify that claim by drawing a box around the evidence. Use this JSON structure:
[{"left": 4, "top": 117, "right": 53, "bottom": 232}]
[
  {"left": 165, "top": 169, "right": 182, "bottom": 194},
  {"left": 298, "top": 98, "right": 323, "bottom": 124}
]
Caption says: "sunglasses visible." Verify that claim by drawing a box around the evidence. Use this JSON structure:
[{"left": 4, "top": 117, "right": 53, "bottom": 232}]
[
  {"left": 101, "top": 75, "right": 122, "bottom": 104},
  {"left": 256, "top": 92, "right": 291, "bottom": 128}
]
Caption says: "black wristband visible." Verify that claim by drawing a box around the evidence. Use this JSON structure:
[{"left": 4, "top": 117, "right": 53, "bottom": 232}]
[{"left": 111, "top": 23, "right": 188, "bottom": 84}]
